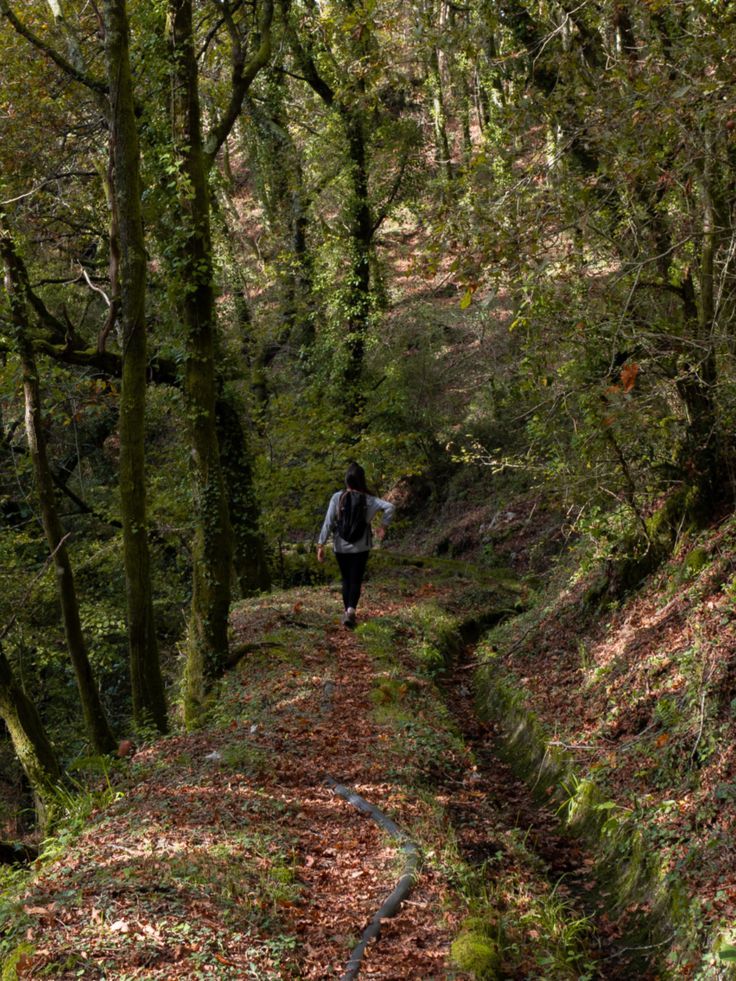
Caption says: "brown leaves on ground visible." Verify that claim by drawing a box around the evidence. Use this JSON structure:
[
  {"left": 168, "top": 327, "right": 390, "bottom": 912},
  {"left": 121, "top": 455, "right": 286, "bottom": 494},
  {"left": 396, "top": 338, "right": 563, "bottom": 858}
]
[
  {"left": 492, "top": 521, "right": 736, "bottom": 963},
  {"left": 14, "top": 570, "right": 470, "bottom": 979}
]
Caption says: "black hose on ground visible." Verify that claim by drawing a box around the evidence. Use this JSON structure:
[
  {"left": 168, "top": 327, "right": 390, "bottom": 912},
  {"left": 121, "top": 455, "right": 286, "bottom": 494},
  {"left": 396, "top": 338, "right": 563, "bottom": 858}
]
[{"left": 326, "top": 777, "right": 422, "bottom": 981}]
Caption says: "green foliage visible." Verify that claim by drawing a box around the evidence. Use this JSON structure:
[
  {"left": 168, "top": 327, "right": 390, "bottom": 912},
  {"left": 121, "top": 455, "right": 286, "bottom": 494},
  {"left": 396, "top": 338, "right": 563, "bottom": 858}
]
[
  {"left": 410, "top": 603, "right": 462, "bottom": 670},
  {"left": 3, "top": 19, "right": 736, "bottom": 974},
  {"left": 219, "top": 740, "right": 269, "bottom": 777},
  {"left": 0, "top": 870, "right": 33, "bottom": 978},
  {"left": 42, "top": 770, "right": 125, "bottom": 862},
  {"left": 654, "top": 696, "right": 682, "bottom": 732},
  {"left": 1, "top": 943, "right": 34, "bottom": 981},
  {"left": 252, "top": 379, "right": 427, "bottom": 563}
]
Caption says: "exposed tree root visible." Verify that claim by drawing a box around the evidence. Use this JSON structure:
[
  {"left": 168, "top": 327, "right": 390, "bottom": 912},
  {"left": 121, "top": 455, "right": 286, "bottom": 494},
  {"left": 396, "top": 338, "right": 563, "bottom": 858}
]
[{"left": 326, "top": 777, "right": 422, "bottom": 980}]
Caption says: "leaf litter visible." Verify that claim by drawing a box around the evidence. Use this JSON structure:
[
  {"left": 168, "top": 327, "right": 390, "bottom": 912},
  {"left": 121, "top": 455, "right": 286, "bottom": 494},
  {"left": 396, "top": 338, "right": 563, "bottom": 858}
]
[
  {"left": 7, "top": 563, "right": 483, "bottom": 978},
  {"left": 4, "top": 556, "right": 660, "bottom": 978}
]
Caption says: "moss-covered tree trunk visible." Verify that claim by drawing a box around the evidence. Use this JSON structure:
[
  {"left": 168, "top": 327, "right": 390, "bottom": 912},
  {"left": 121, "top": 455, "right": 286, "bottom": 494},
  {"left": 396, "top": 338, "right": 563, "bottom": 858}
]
[
  {"left": 244, "top": 87, "right": 315, "bottom": 352},
  {"left": 0, "top": 643, "right": 61, "bottom": 829},
  {"left": 676, "top": 271, "right": 721, "bottom": 521},
  {"left": 341, "top": 110, "right": 373, "bottom": 396},
  {"left": 1, "top": 228, "right": 116, "bottom": 754},
  {"left": 427, "top": 44, "right": 453, "bottom": 185},
  {"left": 21, "top": 359, "right": 117, "bottom": 753},
  {"left": 103, "top": 0, "right": 167, "bottom": 732},
  {"left": 169, "top": 0, "right": 233, "bottom": 724},
  {"left": 281, "top": 1, "right": 375, "bottom": 400}
]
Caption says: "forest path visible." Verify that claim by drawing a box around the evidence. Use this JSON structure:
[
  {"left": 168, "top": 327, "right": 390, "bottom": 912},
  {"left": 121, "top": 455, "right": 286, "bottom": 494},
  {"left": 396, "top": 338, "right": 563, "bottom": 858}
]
[{"left": 10, "top": 555, "right": 630, "bottom": 978}]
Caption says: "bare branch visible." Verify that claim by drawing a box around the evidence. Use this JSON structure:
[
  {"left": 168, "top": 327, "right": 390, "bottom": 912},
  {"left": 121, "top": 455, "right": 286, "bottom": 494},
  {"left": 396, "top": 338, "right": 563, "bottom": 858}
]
[
  {"left": 204, "top": 0, "right": 274, "bottom": 167},
  {"left": 0, "top": 172, "right": 98, "bottom": 207},
  {"left": 80, "top": 266, "right": 111, "bottom": 306},
  {"left": 0, "top": 0, "right": 109, "bottom": 96}
]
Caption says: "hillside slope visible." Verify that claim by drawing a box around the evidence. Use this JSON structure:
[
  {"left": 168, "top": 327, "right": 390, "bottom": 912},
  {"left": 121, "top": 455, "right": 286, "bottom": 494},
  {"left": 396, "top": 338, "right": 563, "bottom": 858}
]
[{"left": 480, "top": 514, "right": 736, "bottom": 977}]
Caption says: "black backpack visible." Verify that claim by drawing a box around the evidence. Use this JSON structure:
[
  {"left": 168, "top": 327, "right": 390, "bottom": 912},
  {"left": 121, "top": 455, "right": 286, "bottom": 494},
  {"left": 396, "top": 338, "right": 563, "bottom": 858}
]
[{"left": 336, "top": 490, "right": 368, "bottom": 544}]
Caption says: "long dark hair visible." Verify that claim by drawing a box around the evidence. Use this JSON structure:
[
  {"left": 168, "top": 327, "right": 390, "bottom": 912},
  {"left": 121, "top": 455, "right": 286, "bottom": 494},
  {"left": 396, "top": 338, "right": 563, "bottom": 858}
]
[{"left": 345, "top": 462, "right": 372, "bottom": 495}]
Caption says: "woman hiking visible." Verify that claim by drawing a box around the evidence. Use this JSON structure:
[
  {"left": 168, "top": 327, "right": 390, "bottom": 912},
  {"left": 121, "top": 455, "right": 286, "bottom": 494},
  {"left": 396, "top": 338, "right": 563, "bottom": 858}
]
[{"left": 317, "top": 463, "right": 395, "bottom": 627}]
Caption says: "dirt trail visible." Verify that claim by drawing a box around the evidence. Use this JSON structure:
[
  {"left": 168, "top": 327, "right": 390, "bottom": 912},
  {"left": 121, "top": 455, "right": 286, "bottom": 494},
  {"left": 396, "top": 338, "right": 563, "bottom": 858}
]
[
  {"left": 258, "top": 622, "right": 458, "bottom": 978},
  {"left": 14, "top": 584, "right": 462, "bottom": 978},
  {"left": 8, "top": 564, "right": 657, "bottom": 978}
]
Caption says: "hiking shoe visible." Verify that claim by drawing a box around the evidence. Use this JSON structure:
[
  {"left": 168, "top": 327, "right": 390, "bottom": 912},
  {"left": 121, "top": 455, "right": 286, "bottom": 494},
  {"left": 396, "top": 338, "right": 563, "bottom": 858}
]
[{"left": 342, "top": 607, "right": 357, "bottom": 628}]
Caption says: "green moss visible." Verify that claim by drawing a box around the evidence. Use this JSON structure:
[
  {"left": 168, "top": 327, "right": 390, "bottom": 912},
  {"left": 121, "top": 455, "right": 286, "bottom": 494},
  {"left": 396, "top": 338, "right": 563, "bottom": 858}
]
[
  {"left": 646, "top": 486, "right": 698, "bottom": 545},
  {"left": 683, "top": 546, "right": 708, "bottom": 574},
  {"left": 1, "top": 944, "right": 34, "bottom": 981},
  {"left": 220, "top": 741, "right": 268, "bottom": 775},
  {"left": 475, "top": 655, "right": 701, "bottom": 970},
  {"left": 586, "top": 486, "right": 703, "bottom": 602},
  {"left": 372, "top": 703, "right": 412, "bottom": 727},
  {"left": 450, "top": 930, "right": 500, "bottom": 978},
  {"left": 355, "top": 621, "right": 396, "bottom": 663},
  {"left": 411, "top": 603, "right": 462, "bottom": 670},
  {"left": 413, "top": 640, "right": 445, "bottom": 675}
]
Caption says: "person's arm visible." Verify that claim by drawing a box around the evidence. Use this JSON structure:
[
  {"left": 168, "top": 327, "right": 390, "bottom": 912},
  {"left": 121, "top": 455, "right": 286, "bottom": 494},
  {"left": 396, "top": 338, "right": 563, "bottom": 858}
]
[
  {"left": 317, "top": 493, "right": 338, "bottom": 561},
  {"left": 371, "top": 497, "right": 395, "bottom": 540}
]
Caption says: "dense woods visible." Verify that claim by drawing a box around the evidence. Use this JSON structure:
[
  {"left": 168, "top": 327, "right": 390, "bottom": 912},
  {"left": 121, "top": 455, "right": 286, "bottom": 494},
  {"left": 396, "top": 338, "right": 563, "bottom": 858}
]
[{"left": 1, "top": 0, "right": 736, "bottom": 974}]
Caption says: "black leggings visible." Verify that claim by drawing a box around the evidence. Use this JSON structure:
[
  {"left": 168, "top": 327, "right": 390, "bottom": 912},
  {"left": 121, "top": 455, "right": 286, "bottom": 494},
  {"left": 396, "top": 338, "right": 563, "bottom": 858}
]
[{"left": 335, "top": 551, "right": 370, "bottom": 610}]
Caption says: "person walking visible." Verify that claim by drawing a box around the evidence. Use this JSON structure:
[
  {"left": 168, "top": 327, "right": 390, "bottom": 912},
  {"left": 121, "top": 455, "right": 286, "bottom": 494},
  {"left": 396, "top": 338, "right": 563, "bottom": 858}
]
[{"left": 317, "top": 463, "right": 395, "bottom": 627}]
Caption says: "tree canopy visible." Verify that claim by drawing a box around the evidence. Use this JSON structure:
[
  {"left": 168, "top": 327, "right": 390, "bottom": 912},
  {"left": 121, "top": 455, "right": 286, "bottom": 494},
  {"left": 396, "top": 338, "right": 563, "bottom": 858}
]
[{"left": 0, "top": 0, "right": 734, "bottom": 870}]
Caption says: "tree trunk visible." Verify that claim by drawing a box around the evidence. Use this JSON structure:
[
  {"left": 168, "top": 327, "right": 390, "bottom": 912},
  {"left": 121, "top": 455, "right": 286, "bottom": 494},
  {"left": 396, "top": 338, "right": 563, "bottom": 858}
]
[
  {"left": 168, "top": 0, "right": 233, "bottom": 725},
  {"left": 0, "top": 644, "right": 61, "bottom": 830},
  {"left": 676, "top": 267, "right": 721, "bottom": 519},
  {"left": 244, "top": 90, "right": 315, "bottom": 351},
  {"left": 1, "top": 223, "right": 116, "bottom": 754},
  {"left": 21, "top": 354, "right": 118, "bottom": 753},
  {"left": 428, "top": 21, "right": 453, "bottom": 186},
  {"left": 280, "top": 2, "right": 375, "bottom": 399},
  {"left": 103, "top": 0, "right": 167, "bottom": 732},
  {"left": 342, "top": 111, "right": 373, "bottom": 394}
]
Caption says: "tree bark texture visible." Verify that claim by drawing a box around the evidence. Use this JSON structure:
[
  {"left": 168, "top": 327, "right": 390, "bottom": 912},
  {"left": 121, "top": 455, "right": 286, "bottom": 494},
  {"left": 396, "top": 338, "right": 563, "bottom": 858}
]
[
  {"left": 0, "top": 644, "right": 62, "bottom": 829},
  {"left": 342, "top": 111, "right": 373, "bottom": 394},
  {"left": 215, "top": 393, "right": 271, "bottom": 596},
  {"left": 169, "top": 0, "right": 233, "bottom": 725},
  {"left": 244, "top": 90, "right": 315, "bottom": 350},
  {"left": 103, "top": 0, "right": 167, "bottom": 732},
  {"left": 20, "top": 354, "right": 118, "bottom": 753},
  {"left": 281, "top": 0, "right": 375, "bottom": 396}
]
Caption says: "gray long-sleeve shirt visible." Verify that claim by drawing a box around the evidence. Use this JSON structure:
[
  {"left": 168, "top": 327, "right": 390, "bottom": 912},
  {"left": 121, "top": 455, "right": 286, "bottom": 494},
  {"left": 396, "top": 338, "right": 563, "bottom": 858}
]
[{"left": 318, "top": 491, "right": 395, "bottom": 553}]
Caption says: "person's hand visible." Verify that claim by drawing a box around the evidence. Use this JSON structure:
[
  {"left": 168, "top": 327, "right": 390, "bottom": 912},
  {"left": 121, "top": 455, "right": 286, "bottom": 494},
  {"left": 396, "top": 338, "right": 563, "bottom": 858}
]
[
  {"left": 375, "top": 525, "right": 386, "bottom": 542},
  {"left": 317, "top": 544, "right": 325, "bottom": 563}
]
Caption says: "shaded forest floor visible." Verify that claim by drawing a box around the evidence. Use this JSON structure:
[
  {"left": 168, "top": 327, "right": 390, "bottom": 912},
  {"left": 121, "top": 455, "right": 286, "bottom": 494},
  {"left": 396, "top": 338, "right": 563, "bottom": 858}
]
[
  {"left": 4, "top": 540, "right": 736, "bottom": 978},
  {"left": 0, "top": 554, "right": 627, "bottom": 980}
]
